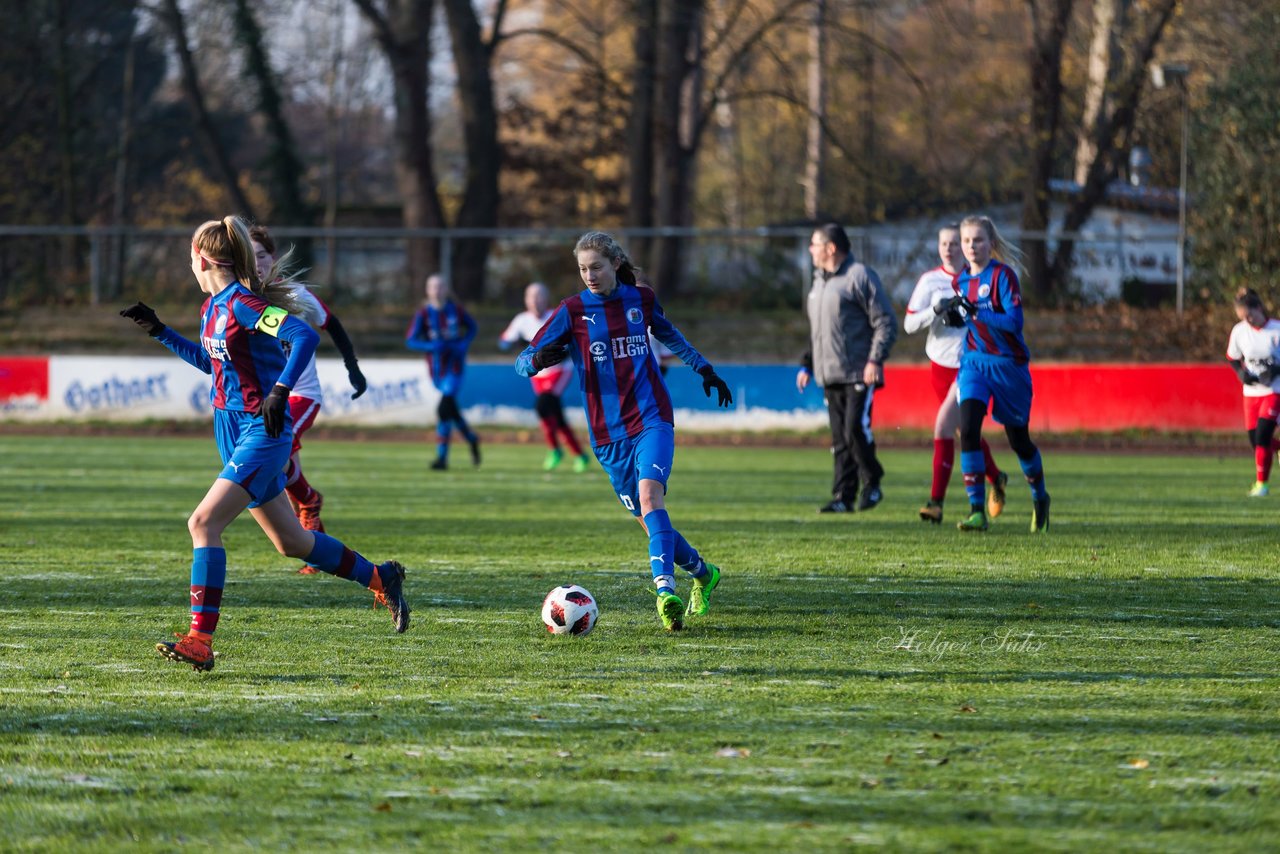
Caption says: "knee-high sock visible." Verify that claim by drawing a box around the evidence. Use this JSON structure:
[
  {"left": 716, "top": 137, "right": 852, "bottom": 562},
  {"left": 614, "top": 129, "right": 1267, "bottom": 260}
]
[
  {"left": 304, "top": 532, "right": 376, "bottom": 588},
  {"left": 1257, "top": 444, "right": 1273, "bottom": 483},
  {"left": 558, "top": 423, "right": 584, "bottom": 456},
  {"left": 673, "top": 531, "right": 707, "bottom": 578},
  {"left": 981, "top": 438, "right": 1001, "bottom": 482},
  {"left": 1019, "top": 450, "right": 1048, "bottom": 500},
  {"left": 961, "top": 449, "right": 986, "bottom": 509},
  {"left": 189, "top": 546, "right": 226, "bottom": 638},
  {"left": 285, "top": 468, "right": 319, "bottom": 508},
  {"left": 538, "top": 417, "right": 560, "bottom": 450},
  {"left": 644, "top": 509, "right": 676, "bottom": 593},
  {"left": 931, "top": 438, "right": 955, "bottom": 502},
  {"left": 454, "top": 416, "right": 478, "bottom": 446}
]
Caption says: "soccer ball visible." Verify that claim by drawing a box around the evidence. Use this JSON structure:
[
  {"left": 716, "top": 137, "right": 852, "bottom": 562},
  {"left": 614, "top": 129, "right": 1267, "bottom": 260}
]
[{"left": 541, "top": 584, "right": 598, "bottom": 636}]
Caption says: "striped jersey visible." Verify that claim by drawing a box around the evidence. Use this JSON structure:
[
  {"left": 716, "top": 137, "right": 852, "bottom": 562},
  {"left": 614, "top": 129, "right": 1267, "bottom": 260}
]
[
  {"left": 501, "top": 308, "right": 573, "bottom": 395},
  {"left": 405, "top": 299, "right": 477, "bottom": 381},
  {"left": 515, "top": 282, "right": 709, "bottom": 447},
  {"left": 955, "top": 260, "right": 1031, "bottom": 365},
  {"left": 155, "top": 282, "right": 317, "bottom": 412}
]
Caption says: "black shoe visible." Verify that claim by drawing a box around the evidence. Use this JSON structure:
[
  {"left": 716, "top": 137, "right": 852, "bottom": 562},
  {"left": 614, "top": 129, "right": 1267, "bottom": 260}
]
[
  {"left": 469, "top": 439, "right": 482, "bottom": 467},
  {"left": 819, "top": 500, "right": 853, "bottom": 513},
  {"left": 374, "top": 560, "right": 411, "bottom": 633},
  {"left": 857, "top": 486, "right": 883, "bottom": 512},
  {"left": 430, "top": 457, "right": 447, "bottom": 471},
  {"left": 1031, "top": 494, "right": 1051, "bottom": 532}
]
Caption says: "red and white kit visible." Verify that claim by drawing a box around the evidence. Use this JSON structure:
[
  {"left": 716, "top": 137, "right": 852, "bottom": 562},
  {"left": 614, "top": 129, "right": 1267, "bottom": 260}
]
[{"left": 501, "top": 309, "right": 572, "bottom": 395}]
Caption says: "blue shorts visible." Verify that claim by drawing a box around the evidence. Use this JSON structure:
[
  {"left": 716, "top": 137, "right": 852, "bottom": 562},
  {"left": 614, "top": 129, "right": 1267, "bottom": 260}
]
[
  {"left": 594, "top": 423, "right": 675, "bottom": 517},
  {"left": 213, "top": 409, "right": 291, "bottom": 507},
  {"left": 432, "top": 369, "right": 464, "bottom": 398},
  {"left": 956, "top": 358, "right": 1033, "bottom": 427}
]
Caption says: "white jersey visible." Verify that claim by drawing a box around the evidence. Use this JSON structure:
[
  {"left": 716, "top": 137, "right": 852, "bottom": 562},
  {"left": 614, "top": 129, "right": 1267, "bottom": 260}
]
[
  {"left": 288, "top": 285, "right": 330, "bottom": 402},
  {"left": 904, "top": 266, "right": 964, "bottom": 369},
  {"left": 1226, "top": 317, "right": 1280, "bottom": 397},
  {"left": 501, "top": 309, "right": 570, "bottom": 382}
]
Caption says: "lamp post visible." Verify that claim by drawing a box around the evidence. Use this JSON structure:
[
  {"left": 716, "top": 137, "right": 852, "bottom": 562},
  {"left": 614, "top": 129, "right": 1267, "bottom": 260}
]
[{"left": 1152, "top": 62, "right": 1190, "bottom": 315}]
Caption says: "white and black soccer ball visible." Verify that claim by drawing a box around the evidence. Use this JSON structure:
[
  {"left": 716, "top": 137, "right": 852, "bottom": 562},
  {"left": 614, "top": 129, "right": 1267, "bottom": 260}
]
[{"left": 541, "top": 584, "right": 598, "bottom": 636}]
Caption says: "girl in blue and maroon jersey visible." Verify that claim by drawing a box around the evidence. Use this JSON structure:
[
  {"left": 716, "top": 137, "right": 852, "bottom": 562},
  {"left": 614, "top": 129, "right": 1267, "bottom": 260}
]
[
  {"left": 515, "top": 231, "right": 734, "bottom": 631},
  {"left": 949, "top": 214, "right": 1050, "bottom": 533},
  {"left": 120, "top": 216, "right": 409, "bottom": 671},
  {"left": 406, "top": 273, "right": 481, "bottom": 470}
]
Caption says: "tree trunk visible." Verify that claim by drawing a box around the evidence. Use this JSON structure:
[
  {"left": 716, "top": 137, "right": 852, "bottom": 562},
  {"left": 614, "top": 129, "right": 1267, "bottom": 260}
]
[
  {"left": 1020, "top": 0, "right": 1074, "bottom": 303},
  {"left": 111, "top": 11, "right": 137, "bottom": 302},
  {"left": 627, "top": 0, "right": 659, "bottom": 268},
  {"left": 232, "top": 0, "right": 312, "bottom": 269},
  {"left": 652, "top": 0, "right": 704, "bottom": 296},
  {"left": 157, "top": 0, "right": 255, "bottom": 218},
  {"left": 441, "top": 0, "right": 502, "bottom": 303},
  {"left": 54, "top": 0, "right": 79, "bottom": 281},
  {"left": 803, "top": 0, "right": 827, "bottom": 221},
  {"left": 1073, "top": 0, "right": 1129, "bottom": 185},
  {"left": 1049, "top": 0, "right": 1180, "bottom": 289}
]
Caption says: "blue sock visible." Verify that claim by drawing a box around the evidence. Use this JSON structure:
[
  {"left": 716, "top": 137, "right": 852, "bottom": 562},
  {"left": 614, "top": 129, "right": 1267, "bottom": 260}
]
[
  {"left": 1019, "top": 450, "right": 1048, "bottom": 500},
  {"left": 456, "top": 419, "right": 478, "bottom": 445},
  {"left": 304, "top": 532, "right": 375, "bottom": 587},
  {"left": 960, "top": 449, "right": 986, "bottom": 508},
  {"left": 190, "top": 547, "right": 227, "bottom": 633},
  {"left": 643, "top": 509, "right": 676, "bottom": 592},
  {"left": 673, "top": 531, "right": 706, "bottom": 578}
]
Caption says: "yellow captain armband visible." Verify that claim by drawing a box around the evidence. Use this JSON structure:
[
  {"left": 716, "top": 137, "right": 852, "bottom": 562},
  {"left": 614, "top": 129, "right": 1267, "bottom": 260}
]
[{"left": 255, "top": 305, "right": 289, "bottom": 338}]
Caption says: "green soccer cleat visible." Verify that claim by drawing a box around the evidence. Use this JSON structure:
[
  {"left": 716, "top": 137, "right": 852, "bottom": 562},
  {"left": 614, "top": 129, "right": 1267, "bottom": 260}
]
[
  {"left": 957, "top": 508, "right": 989, "bottom": 532},
  {"left": 543, "top": 448, "right": 564, "bottom": 471},
  {"left": 572, "top": 454, "right": 590, "bottom": 473},
  {"left": 1249, "top": 481, "right": 1270, "bottom": 498},
  {"left": 685, "top": 562, "right": 721, "bottom": 617},
  {"left": 654, "top": 589, "right": 685, "bottom": 631},
  {"left": 1031, "top": 495, "right": 1051, "bottom": 533}
]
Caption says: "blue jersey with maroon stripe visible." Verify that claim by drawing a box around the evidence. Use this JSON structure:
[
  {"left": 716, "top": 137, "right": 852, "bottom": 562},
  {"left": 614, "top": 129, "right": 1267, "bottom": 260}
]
[
  {"left": 956, "top": 260, "right": 1031, "bottom": 365},
  {"left": 515, "top": 282, "right": 709, "bottom": 447},
  {"left": 405, "top": 299, "right": 477, "bottom": 381},
  {"left": 156, "top": 282, "right": 315, "bottom": 413}
]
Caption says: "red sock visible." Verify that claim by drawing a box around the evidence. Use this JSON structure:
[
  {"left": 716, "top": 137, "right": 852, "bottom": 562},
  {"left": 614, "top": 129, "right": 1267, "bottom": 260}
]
[
  {"left": 558, "top": 423, "right": 584, "bottom": 456},
  {"left": 981, "top": 438, "right": 1001, "bottom": 482},
  {"left": 1257, "top": 445, "right": 1272, "bottom": 483},
  {"left": 538, "top": 417, "right": 558, "bottom": 450},
  {"left": 286, "top": 470, "right": 318, "bottom": 507},
  {"left": 932, "top": 438, "right": 955, "bottom": 502}
]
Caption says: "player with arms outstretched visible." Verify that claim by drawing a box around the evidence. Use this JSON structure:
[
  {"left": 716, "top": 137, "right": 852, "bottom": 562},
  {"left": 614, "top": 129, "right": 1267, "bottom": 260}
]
[
  {"left": 499, "top": 281, "right": 590, "bottom": 472},
  {"left": 1225, "top": 287, "right": 1280, "bottom": 497},
  {"left": 515, "top": 231, "right": 734, "bottom": 631},
  {"left": 903, "top": 223, "right": 1008, "bottom": 525},
  {"left": 948, "top": 214, "right": 1050, "bottom": 533},
  {"left": 119, "top": 216, "right": 410, "bottom": 671}
]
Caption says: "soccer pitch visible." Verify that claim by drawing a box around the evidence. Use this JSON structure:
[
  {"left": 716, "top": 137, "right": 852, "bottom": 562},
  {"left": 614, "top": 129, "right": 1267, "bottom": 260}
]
[{"left": 1, "top": 434, "right": 1277, "bottom": 851}]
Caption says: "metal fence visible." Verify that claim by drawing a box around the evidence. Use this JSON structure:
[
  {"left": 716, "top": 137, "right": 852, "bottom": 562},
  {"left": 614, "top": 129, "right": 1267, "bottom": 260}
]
[{"left": 0, "top": 219, "right": 1181, "bottom": 309}]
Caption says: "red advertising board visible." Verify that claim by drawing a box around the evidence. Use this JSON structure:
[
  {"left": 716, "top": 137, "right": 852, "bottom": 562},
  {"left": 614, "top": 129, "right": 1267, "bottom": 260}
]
[{"left": 0, "top": 357, "right": 50, "bottom": 401}]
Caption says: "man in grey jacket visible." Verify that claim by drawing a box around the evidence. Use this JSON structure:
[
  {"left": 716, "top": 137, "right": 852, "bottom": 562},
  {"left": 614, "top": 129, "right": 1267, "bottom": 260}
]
[{"left": 797, "top": 223, "right": 898, "bottom": 513}]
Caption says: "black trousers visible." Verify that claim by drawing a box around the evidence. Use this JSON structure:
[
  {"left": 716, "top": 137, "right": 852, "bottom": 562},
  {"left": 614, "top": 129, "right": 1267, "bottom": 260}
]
[{"left": 824, "top": 382, "right": 884, "bottom": 503}]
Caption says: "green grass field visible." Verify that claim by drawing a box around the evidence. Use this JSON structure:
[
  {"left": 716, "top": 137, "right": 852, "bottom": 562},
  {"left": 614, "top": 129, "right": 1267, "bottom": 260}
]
[{"left": 2, "top": 434, "right": 1277, "bottom": 851}]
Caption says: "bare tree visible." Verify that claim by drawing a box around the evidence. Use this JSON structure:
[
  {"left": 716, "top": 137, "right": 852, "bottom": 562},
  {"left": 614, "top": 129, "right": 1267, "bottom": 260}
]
[
  {"left": 155, "top": 0, "right": 255, "bottom": 217},
  {"left": 441, "top": 0, "right": 508, "bottom": 301},
  {"left": 803, "top": 0, "right": 827, "bottom": 221},
  {"left": 1074, "top": 0, "right": 1129, "bottom": 185},
  {"left": 352, "top": 0, "right": 445, "bottom": 297}
]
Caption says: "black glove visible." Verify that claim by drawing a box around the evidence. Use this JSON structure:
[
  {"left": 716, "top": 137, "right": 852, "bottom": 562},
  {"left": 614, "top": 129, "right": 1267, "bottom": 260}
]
[
  {"left": 943, "top": 308, "right": 967, "bottom": 328},
  {"left": 698, "top": 365, "right": 733, "bottom": 407},
  {"left": 260, "top": 385, "right": 290, "bottom": 438},
  {"left": 346, "top": 361, "right": 367, "bottom": 399},
  {"left": 531, "top": 344, "right": 568, "bottom": 372},
  {"left": 120, "top": 301, "right": 166, "bottom": 337},
  {"left": 1232, "top": 360, "right": 1261, "bottom": 386},
  {"left": 1259, "top": 363, "right": 1277, "bottom": 386}
]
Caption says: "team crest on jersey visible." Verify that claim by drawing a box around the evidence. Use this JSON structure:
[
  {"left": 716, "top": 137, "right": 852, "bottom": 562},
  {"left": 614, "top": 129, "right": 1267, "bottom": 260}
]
[
  {"left": 214, "top": 311, "right": 228, "bottom": 334},
  {"left": 978, "top": 284, "right": 991, "bottom": 300},
  {"left": 626, "top": 307, "right": 643, "bottom": 325}
]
